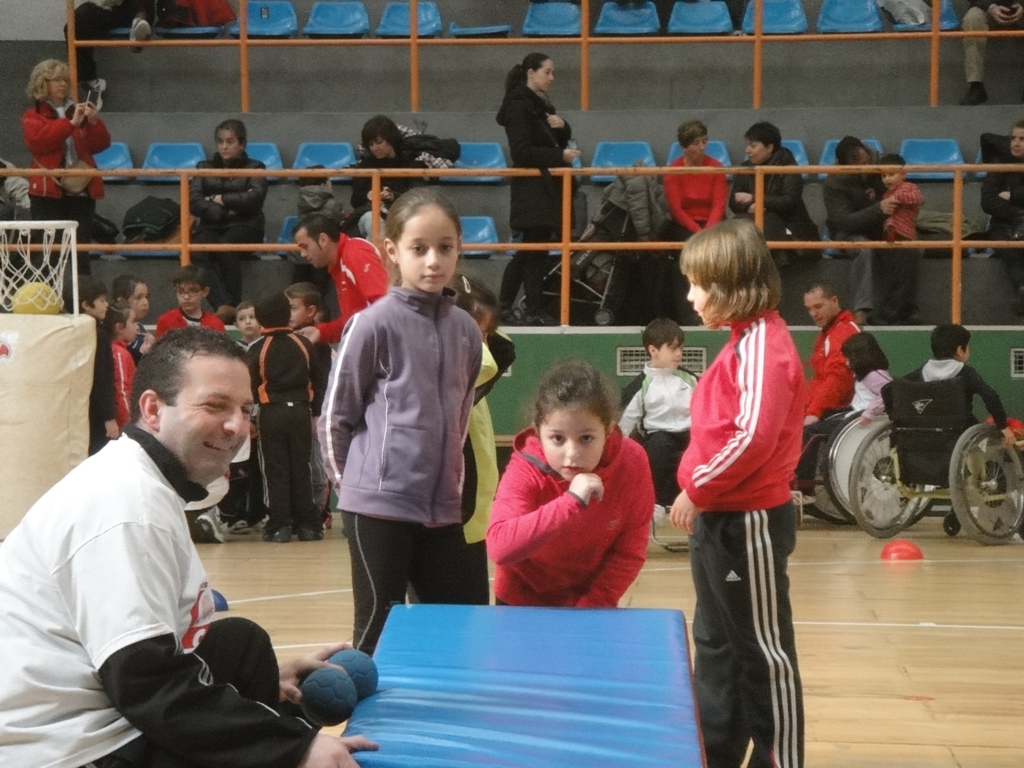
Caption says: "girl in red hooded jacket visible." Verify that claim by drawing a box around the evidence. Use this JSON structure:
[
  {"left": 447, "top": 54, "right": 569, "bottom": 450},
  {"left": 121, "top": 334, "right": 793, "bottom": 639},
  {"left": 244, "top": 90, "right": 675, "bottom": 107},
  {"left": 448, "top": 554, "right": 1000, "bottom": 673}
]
[
  {"left": 487, "top": 360, "right": 653, "bottom": 607},
  {"left": 21, "top": 58, "right": 111, "bottom": 275}
]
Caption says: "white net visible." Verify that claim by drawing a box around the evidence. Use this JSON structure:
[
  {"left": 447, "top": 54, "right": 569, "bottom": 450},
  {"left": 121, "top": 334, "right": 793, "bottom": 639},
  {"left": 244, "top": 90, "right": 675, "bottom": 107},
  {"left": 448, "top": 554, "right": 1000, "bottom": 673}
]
[{"left": 0, "top": 221, "right": 78, "bottom": 315}]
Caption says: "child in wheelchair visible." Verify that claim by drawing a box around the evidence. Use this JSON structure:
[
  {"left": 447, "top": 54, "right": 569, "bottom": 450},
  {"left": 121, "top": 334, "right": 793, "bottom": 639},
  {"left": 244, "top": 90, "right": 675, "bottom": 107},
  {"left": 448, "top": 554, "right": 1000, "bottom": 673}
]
[
  {"left": 619, "top": 318, "right": 698, "bottom": 525},
  {"left": 899, "top": 324, "right": 1016, "bottom": 448}
]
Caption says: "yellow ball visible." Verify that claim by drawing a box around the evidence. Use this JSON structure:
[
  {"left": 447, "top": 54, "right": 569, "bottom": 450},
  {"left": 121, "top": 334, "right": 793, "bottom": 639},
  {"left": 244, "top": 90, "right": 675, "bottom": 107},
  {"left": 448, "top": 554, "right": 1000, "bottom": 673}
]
[{"left": 11, "top": 282, "right": 62, "bottom": 315}]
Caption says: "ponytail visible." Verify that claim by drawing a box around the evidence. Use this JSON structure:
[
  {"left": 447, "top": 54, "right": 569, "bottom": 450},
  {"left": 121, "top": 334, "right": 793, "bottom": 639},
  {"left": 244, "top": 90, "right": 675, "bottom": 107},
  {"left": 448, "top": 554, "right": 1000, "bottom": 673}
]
[{"left": 505, "top": 52, "right": 551, "bottom": 93}]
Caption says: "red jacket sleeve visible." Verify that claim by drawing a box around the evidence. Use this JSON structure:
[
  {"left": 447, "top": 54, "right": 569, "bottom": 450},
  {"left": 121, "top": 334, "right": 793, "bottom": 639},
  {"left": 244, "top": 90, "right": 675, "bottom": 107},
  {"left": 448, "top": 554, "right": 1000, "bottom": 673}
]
[
  {"left": 316, "top": 239, "right": 389, "bottom": 345},
  {"left": 805, "top": 321, "right": 858, "bottom": 418}
]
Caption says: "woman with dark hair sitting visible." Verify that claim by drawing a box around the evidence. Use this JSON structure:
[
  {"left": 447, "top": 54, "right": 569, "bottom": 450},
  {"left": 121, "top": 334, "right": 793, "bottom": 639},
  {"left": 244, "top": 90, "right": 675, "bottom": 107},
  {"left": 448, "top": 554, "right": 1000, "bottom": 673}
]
[
  {"left": 189, "top": 118, "right": 267, "bottom": 323},
  {"left": 350, "top": 115, "right": 426, "bottom": 238}
]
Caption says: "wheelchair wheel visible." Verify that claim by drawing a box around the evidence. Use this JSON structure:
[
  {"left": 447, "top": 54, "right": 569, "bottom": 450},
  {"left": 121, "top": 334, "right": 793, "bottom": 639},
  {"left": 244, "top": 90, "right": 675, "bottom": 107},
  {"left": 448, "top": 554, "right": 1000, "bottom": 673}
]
[
  {"left": 819, "top": 413, "right": 873, "bottom": 524},
  {"left": 593, "top": 307, "right": 614, "bottom": 326},
  {"left": 949, "top": 424, "right": 1024, "bottom": 545},
  {"left": 849, "top": 421, "right": 919, "bottom": 538}
]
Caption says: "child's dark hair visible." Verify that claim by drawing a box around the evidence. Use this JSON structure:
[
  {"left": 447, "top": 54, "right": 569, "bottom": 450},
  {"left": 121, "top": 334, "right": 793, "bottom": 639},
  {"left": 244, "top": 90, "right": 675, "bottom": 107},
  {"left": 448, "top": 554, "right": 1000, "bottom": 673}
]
[
  {"left": 384, "top": 187, "right": 462, "bottom": 243},
  {"left": 841, "top": 332, "right": 889, "bottom": 381},
  {"left": 236, "top": 299, "right": 254, "bottom": 313},
  {"left": 284, "top": 282, "right": 324, "bottom": 310},
  {"left": 448, "top": 272, "right": 497, "bottom": 327},
  {"left": 101, "top": 305, "right": 131, "bottom": 336},
  {"left": 172, "top": 264, "right": 208, "bottom": 289},
  {"left": 642, "top": 318, "right": 684, "bottom": 351},
  {"left": 253, "top": 291, "right": 291, "bottom": 328},
  {"left": 879, "top": 153, "right": 906, "bottom": 167},
  {"left": 64, "top": 275, "right": 107, "bottom": 312},
  {"left": 744, "top": 121, "right": 782, "bottom": 153},
  {"left": 930, "top": 323, "right": 971, "bottom": 359},
  {"left": 533, "top": 360, "right": 617, "bottom": 430},
  {"left": 111, "top": 273, "right": 144, "bottom": 304},
  {"left": 505, "top": 52, "right": 551, "bottom": 94}
]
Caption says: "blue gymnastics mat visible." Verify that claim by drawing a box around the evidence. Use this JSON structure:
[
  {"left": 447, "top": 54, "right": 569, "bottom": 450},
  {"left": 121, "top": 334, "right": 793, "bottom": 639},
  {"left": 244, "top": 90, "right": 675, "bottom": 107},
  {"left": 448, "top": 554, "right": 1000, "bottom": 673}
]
[{"left": 345, "top": 604, "right": 704, "bottom": 767}]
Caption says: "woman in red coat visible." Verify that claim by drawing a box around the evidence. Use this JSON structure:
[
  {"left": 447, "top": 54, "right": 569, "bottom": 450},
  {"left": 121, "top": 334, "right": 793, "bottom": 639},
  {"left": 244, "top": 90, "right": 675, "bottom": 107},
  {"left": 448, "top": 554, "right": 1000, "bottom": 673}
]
[{"left": 22, "top": 59, "right": 111, "bottom": 275}]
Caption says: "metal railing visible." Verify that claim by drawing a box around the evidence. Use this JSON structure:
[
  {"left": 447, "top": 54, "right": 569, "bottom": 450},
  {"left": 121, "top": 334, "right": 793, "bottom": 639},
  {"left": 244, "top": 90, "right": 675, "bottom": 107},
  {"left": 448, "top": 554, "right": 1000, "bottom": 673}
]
[
  {"left": 4, "top": 160, "right": 1019, "bottom": 325},
  {"left": 64, "top": 0, "right": 1024, "bottom": 112}
]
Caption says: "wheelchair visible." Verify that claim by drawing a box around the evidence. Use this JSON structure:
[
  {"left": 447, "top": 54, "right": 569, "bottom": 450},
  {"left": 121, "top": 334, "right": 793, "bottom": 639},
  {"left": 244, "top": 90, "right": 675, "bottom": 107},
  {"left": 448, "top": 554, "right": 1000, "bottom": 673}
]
[
  {"left": 845, "top": 378, "right": 1024, "bottom": 544},
  {"left": 794, "top": 410, "right": 863, "bottom": 525}
]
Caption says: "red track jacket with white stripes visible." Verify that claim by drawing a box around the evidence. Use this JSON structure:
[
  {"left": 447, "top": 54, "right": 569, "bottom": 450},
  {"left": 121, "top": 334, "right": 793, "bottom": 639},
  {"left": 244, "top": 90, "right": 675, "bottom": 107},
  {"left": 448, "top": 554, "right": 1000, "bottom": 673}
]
[{"left": 678, "top": 310, "right": 804, "bottom": 512}]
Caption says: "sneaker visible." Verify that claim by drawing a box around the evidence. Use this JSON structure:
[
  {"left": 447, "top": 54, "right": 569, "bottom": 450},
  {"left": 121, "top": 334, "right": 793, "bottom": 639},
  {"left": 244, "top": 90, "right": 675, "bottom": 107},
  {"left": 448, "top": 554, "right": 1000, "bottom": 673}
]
[
  {"left": 297, "top": 525, "right": 324, "bottom": 542},
  {"left": 130, "top": 18, "right": 152, "bottom": 52},
  {"left": 84, "top": 78, "right": 105, "bottom": 111},
  {"left": 195, "top": 507, "right": 227, "bottom": 543},
  {"left": 225, "top": 514, "right": 268, "bottom": 536},
  {"left": 960, "top": 81, "right": 988, "bottom": 106},
  {"left": 263, "top": 525, "right": 292, "bottom": 543},
  {"left": 322, "top": 505, "right": 333, "bottom": 530}
]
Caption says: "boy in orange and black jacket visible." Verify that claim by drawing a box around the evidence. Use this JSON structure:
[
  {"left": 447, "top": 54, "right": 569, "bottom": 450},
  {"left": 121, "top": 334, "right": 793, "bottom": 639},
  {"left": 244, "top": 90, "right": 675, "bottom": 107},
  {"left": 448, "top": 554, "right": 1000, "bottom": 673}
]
[{"left": 247, "top": 291, "right": 329, "bottom": 543}]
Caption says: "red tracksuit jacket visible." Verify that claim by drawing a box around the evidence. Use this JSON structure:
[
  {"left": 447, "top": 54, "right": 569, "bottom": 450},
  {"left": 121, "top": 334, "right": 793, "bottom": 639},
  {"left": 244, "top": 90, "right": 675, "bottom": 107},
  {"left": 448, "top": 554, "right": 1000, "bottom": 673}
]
[
  {"left": 678, "top": 310, "right": 804, "bottom": 512},
  {"left": 487, "top": 429, "right": 653, "bottom": 607}
]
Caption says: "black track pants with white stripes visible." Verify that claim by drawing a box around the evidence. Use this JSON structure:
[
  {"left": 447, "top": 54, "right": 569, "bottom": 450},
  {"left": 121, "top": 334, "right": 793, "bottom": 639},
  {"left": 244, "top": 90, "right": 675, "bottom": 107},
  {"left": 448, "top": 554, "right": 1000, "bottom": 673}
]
[{"left": 689, "top": 503, "right": 804, "bottom": 768}]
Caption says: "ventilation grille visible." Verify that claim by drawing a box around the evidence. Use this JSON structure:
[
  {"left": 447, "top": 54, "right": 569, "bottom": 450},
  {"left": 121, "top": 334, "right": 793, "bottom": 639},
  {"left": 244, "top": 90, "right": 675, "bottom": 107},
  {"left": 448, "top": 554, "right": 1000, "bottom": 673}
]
[
  {"left": 616, "top": 346, "right": 707, "bottom": 377},
  {"left": 1011, "top": 348, "right": 1024, "bottom": 378}
]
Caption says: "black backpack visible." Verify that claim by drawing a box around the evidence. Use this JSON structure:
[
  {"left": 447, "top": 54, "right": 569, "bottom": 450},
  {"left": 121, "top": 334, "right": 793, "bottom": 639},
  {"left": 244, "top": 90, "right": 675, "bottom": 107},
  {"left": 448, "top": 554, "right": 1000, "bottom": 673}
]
[{"left": 122, "top": 197, "right": 180, "bottom": 242}]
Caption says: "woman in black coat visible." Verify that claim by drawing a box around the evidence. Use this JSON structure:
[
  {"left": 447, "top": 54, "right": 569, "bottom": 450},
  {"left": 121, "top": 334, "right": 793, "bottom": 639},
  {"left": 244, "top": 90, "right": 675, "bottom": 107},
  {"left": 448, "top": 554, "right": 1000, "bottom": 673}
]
[
  {"left": 496, "top": 52, "right": 580, "bottom": 324},
  {"left": 189, "top": 119, "right": 267, "bottom": 321}
]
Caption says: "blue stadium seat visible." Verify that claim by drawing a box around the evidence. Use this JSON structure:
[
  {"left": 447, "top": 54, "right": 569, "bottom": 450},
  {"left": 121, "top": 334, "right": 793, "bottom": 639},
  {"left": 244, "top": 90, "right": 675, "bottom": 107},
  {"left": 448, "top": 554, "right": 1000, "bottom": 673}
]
[
  {"left": 375, "top": 1, "right": 442, "bottom": 37},
  {"left": 245, "top": 142, "right": 284, "bottom": 183},
  {"left": 816, "top": 0, "right": 882, "bottom": 33},
  {"left": 667, "top": 1, "right": 734, "bottom": 34},
  {"left": 590, "top": 141, "right": 657, "bottom": 183},
  {"left": 893, "top": 0, "right": 958, "bottom": 30},
  {"left": 817, "top": 137, "right": 883, "bottom": 179},
  {"left": 898, "top": 138, "right": 963, "bottom": 181},
  {"left": 302, "top": 1, "right": 370, "bottom": 37},
  {"left": 781, "top": 138, "right": 810, "bottom": 180},
  {"left": 292, "top": 142, "right": 356, "bottom": 181},
  {"left": 666, "top": 139, "right": 733, "bottom": 168},
  {"left": 153, "top": 25, "right": 222, "bottom": 38},
  {"left": 140, "top": 142, "right": 206, "bottom": 183},
  {"left": 523, "top": 2, "right": 582, "bottom": 36},
  {"left": 277, "top": 215, "right": 299, "bottom": 256},
  {"left": 595, "top": 1, "right": 661, "bottom": 35},
  {"left": 229, "top": 1, "right": 299, "bottom": 37},
  {"left": 441, "top": 142, "right": 507, "bottom": 184},
  {"left": 93, "top": 142, "right": 133, "bottom": 182},
  {"left": 460, "top": 216, "right": 499, "bottom": 258},
  {"left": 449, "top": 21, "right": 512, "bottom": 37},
  {"left": 742, "top": 0, "right": 808, "bottom": 34}
]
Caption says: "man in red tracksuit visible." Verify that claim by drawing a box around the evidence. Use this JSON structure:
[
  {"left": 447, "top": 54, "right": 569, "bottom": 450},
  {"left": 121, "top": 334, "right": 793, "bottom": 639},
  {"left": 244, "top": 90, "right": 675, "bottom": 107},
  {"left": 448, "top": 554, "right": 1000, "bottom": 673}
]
[
  {"left": 291, "top": 212, "right": 389, "bottom": 344},
  {"left": 672, "top": 220, "right": 804, "bottom": 768}
]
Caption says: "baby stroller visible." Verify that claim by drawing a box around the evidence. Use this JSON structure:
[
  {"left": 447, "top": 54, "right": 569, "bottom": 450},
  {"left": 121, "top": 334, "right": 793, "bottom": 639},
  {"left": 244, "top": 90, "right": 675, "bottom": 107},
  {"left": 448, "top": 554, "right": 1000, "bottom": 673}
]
[{"left": 512, "top": 175, "right": 666, "bottom": 326}]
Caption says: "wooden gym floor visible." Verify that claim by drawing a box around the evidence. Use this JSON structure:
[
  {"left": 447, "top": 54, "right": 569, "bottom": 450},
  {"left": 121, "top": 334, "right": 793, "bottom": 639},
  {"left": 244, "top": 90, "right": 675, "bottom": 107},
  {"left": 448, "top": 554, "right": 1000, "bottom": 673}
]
[{"left": 199, "top": 514, "right": 1024, "bottom": 767}]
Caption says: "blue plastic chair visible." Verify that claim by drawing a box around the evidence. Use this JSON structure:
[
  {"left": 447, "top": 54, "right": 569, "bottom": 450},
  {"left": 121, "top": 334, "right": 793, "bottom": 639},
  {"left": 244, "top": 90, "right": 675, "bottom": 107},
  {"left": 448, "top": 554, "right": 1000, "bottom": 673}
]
[
  {"left": 460, "top": 216, "right": 500, "bottom": 258},
  {"left": 898, "top": 138, "right": 964, "bottom": 181},
  {"left": 817, "top": 137, "right": 883, "bottom": 179},
  {"left": 441, "top": 142, "right": 507, "bottom": 184},
  {"left": 292, "top": 142, "right": 356, "bottom": 182},
  {"left": 742, "top": 0, "right": 808, "bottom": 34},
  {"left": 523, "top": 2, "right": 582, "bottom": 36},
  {"left": 153, "top": 25, "right": 223, "bottom": 38},
  {"left": 276, "top": 214, "right": 299, "bottom": 256},
  {"left": 229, "top": 1, "right": 299, "bottom": 37},
  {"left": 595, "top": 1, "right": 660, "bottom": 35},
  {"left": 667, "top": 1, "right": 734, "bottom": 34},
  {"left": 375, "top": 1, "right": 442, "bottom": 37},
  {"left": 140, "top": 142, "right": 206, "bottom": 183},
  {"left": 666, "top": 139, "right": 732, "bottom": 168},
  {"left": 816, "top": 0, "right": 882, "bottom": 33},
  {"left": 893, "top": 0, "right": 958, "bottom": 31},
  {"left": 590, "top": 141, "right": 657, "bottom": 183},
  {"left": 781, "top": 138, "right": 810, "bottom": 180},
  {"left": 449, "top": 20, "right": 512, "bottom": 37},
  {"left": 245, "top": 142, "right": 284, "bottom": 183},
  {"left": 303, "top": 1, "right": 370, "bottom": 37},
  {"left": 93, "top": 142, "right": 133, "bottom": 182}
]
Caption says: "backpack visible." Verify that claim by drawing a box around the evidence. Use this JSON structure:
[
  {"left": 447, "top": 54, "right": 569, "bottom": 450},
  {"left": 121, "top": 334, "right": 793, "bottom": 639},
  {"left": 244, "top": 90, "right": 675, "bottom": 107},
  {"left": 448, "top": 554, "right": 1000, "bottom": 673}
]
[
  {"left": 122, "top": 197, "right": 180, "bottom": 242},
  {"left": 157, "top": 0, "right": 236, "bottom": 28}
]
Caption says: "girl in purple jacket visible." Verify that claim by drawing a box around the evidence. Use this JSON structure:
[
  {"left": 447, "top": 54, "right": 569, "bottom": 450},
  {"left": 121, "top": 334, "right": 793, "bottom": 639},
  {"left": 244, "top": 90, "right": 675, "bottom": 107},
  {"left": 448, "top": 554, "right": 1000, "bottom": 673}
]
[{"left": 320, "top": 189, "right": 484, "bottom": 653}]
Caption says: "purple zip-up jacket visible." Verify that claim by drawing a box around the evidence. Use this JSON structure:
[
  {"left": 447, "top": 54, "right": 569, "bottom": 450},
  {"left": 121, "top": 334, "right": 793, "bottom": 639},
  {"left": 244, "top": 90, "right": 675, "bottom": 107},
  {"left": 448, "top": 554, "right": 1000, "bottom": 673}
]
[{"left": 320, "top": 286, "right": 482, "bottom": 525}]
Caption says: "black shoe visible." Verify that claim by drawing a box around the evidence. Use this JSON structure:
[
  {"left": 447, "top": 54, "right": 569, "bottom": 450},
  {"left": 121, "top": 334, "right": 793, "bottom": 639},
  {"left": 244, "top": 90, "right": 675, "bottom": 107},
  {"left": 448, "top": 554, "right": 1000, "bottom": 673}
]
[
  {"left": 960, "top": 82, "right": 988, "bottom": 106},
  {"left": 263, "top": 526, "right": 292, "bottom": 543},
  {"left": 296, "top": 525, "right": 324, "bottom": 542}
]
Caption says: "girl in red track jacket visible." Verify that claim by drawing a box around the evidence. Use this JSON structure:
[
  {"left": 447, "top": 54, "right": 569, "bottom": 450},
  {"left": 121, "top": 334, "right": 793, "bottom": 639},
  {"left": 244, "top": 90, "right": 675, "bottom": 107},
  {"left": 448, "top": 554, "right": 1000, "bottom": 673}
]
[
  {"left": 672, "top": 220, "right": 805, "bottom": 768},
  {"left": 487, "top": 361, "right": 653, "bottom": 607}
]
